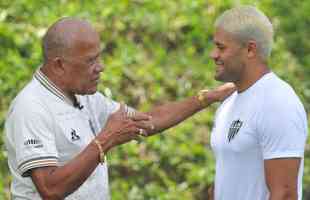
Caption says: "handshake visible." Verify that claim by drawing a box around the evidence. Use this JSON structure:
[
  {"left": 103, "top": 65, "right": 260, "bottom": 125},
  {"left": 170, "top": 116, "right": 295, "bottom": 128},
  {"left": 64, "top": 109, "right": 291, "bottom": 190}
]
[
  {"left": 93, "top": 103, "right": 156, "bottom": 159},
  {"left": 107, "top": 103, "right": 155, "bottom": 142}
]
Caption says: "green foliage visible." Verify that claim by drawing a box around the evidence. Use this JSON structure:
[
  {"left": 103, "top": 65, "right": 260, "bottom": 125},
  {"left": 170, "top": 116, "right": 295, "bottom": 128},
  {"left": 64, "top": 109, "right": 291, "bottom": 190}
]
[{"left": 0, "top": 0, "right": 309, "bottom": 199}]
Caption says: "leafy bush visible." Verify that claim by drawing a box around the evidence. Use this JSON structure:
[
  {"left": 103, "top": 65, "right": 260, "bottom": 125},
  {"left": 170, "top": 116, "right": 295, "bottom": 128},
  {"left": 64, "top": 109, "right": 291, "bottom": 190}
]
[{"left": 0, "top": 0, "right": 309, "bottom": 199}]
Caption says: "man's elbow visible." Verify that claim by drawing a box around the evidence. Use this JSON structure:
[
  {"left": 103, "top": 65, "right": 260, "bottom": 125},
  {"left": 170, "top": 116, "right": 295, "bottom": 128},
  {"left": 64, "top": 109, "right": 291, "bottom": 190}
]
[{"left": 37, "top": 186, "right": 65, "bottom": 200}]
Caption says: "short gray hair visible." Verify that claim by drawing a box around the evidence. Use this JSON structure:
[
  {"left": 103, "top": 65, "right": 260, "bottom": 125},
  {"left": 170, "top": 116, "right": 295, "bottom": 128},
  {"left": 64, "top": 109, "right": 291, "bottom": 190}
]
[
  {"left": 42, "top": 17, "right": 93, "bottom": 62},
  {"left": 42, "top": 18, "right": 71, "bottom": 62},
  {"left": 215, "top": 5, "right": 273, "bottom": 60}
]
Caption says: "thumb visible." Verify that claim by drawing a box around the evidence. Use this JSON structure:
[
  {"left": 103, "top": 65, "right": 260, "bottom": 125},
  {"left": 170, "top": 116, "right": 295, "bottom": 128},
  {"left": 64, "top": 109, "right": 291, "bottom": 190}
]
[{"left": 114, "top": 102, "right": 126, "bottom": 115}]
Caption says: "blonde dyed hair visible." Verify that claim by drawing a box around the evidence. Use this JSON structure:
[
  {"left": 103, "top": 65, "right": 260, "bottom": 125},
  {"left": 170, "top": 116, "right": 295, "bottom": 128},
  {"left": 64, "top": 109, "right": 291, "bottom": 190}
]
[{"left": 215, "top": 5, "right": 273, "bottom": 60}]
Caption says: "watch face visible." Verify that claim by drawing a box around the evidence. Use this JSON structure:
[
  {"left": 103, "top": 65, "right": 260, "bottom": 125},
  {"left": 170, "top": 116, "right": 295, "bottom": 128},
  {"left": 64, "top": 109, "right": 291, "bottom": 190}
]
[
  {"left": 100, "top": 153, "right": 106, "bottom": 164},
  {"left": 198, "top": 90, "right": 209, "bottom": 105}
]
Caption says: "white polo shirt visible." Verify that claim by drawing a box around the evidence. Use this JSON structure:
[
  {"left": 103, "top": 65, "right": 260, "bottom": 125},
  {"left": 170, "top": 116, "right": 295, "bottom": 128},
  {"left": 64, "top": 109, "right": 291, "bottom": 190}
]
[
  {"left": 5, "top": 69, "right": 120, "bottom": 200},
  {"left": 211, "top": 72, "right": 308, "bottom": 200}
]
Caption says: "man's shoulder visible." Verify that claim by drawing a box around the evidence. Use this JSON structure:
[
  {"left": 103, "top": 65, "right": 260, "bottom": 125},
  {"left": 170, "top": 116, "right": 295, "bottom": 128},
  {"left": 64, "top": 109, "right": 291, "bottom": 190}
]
[
  {"left": 9, "top": 79, "right": 48, "bottom": 115},
  {"left": 263, "top": 74, "right": 301, "bottom": 106},
  {"left": 257, "top": 73, "right": 306, "bottom": 119}
]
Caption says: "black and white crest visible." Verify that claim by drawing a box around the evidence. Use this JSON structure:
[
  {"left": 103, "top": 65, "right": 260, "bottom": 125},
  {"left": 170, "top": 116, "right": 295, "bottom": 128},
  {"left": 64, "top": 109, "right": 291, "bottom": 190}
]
[{"left": 227, "top": 119, "right": 243, "bottom": 142}]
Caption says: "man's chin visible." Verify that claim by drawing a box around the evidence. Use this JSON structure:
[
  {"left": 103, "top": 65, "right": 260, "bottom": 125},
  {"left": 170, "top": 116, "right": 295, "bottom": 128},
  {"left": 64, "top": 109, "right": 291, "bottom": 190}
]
[
  {"left": 87, "top": 89, "right": 97, "bottom": 95},
  {"left": 214, "top": 74, "right": 224, "bottom": 82},
  {"left": 77, "top": 88, "right": 97, "bottom": 96},
  {"left": 214, "top": 74, "right": 230, "bottom": 83}
]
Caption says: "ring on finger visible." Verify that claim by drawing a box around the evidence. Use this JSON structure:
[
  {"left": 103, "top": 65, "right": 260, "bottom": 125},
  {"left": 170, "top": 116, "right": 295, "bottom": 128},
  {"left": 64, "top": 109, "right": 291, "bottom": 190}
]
[{"left": 138, "top": 128, "right": 144, "bottom": 136}]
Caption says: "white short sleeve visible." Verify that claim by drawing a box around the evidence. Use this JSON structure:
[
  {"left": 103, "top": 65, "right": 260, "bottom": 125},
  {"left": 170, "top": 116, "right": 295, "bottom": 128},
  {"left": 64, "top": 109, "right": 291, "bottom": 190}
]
[
  {"left": 9, "top": 100, "right": 58, "bottom": 177},
  {"left": 257, "top": 97, "right": 307, "bottom": 160}
]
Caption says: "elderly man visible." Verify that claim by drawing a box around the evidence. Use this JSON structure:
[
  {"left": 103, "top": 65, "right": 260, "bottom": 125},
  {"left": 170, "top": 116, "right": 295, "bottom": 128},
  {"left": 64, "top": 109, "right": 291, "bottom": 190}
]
[
  {"left": 209, "top": 6, "right": 308, "bottom": 200},
  {"left": 5, "top": 18, "right": 234, "bottom": 200}
]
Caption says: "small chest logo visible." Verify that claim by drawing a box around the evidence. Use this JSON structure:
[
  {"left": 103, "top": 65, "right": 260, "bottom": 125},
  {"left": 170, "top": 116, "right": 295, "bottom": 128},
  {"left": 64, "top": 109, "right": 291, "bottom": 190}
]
[
  {"left": 23, "top": 139, "right": 43, "bottom": 148},
  {"left": 227, "top": 119, "right": 243, "bottom": 142},
  {"left": 71, "top": 129, "right": 80, "bottom": 141}
]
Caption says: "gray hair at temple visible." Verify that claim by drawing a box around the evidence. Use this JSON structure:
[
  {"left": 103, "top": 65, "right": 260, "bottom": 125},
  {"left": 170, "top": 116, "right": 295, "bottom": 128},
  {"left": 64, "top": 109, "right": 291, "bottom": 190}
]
[{"left": 215, "top": 5, "right": 274, "bottom": 60}]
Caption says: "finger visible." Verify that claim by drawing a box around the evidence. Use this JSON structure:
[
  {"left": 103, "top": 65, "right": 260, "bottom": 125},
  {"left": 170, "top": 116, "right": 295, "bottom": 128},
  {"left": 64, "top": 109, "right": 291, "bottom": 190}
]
[
  {"left": 138, "top": 128, "right": 148, "bottom": 136},
  {"left": 115, "top": 130, "right": 140, "bottom": 145},
  {"left": 221, "top": 82, "right": 236, "bottom": 92},
  {"left": 114, "top": 102, "right": 127, "bottom": 118},
  {"left": 129, "top": 128, "right": 145, "bottom": 141},
  {"left": 215, "top": 83, "right": 236, "bottom": 101},
  {"left": 134, "top": 121, "right": 154, "bottom": 132},
  {"left": 130, "top": 112, "right": 152, "bottom": 121},
  {"left": 224, "top": 82, "right": 235, "bottom": 88},
  {"left": 119, "top": 102, "right": 126, "bottom": 113}
]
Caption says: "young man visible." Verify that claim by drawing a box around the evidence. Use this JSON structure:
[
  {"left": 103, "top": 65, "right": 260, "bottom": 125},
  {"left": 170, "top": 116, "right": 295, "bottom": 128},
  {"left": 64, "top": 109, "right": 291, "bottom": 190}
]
[
  {"left": 5, "top": 18, "right": 234, "bottom": 200},
  {"left": 209, "top": 6, "right": 308, "bottom": 200}
]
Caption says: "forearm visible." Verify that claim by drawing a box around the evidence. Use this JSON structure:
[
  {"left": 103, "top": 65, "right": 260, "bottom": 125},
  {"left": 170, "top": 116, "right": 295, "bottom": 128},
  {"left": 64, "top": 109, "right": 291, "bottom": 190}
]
[
  {"left": 146, "top": 94, "right": 214, "bottom": 135},
  {"left": 32, "top": 134, "right": 112, "bottom": 199},
  {"left": 49, "top": 143, "right": 100, "bottom": 197}
]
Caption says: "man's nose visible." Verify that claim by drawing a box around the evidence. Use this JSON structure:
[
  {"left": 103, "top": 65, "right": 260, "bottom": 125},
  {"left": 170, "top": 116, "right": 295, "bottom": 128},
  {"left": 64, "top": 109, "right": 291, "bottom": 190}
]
[
  {"left": 209, "top": 48, "right": 218, "bottom": 60},
  {"left": 95, "top": 61, "right": 104, "bottom": 73}
]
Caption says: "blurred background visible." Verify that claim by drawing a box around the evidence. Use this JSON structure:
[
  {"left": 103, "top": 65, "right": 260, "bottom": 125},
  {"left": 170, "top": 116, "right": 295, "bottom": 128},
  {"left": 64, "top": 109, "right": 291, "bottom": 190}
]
[{"left": 0, "top": 0, "right": 309, "bottom": 199}]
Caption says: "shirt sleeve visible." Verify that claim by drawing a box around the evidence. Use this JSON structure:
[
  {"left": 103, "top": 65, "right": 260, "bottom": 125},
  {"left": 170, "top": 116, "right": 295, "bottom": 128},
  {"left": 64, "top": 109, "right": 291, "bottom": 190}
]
[
  {"left": 12, "top": 100, "right": 58, "bottom": 177},
  {"left": 257, "top": 97, "right": 308, "bottom": 160}
]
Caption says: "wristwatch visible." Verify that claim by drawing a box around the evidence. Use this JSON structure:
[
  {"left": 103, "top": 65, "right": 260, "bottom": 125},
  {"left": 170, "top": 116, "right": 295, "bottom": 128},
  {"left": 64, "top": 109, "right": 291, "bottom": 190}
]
[
  {"left": 93, "top": 139, "right": 106, "bottom": 164},
  {"left": 197, "top": 89, "right": 209, "bottom": 106}
]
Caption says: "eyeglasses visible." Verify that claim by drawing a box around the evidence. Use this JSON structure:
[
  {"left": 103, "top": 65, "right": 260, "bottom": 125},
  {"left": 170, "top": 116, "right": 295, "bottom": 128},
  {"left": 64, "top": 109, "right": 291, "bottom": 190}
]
[{"left": 61, "top": 50, "right": 103, "bottom": 68}]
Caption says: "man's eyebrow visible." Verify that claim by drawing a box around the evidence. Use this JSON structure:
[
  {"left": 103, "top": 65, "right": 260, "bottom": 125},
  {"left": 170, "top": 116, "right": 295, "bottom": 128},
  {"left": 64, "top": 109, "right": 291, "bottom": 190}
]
[{"left": 213, "top": 41, "right": 222, "bottom": 46}]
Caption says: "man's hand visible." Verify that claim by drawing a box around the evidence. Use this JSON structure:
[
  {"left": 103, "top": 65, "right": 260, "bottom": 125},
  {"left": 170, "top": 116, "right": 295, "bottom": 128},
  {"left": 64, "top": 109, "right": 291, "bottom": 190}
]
[
  {"left": 212, "top": 82, "right": 236, "bottom": 101},
  {"left": 201, "top": 83, "right": 236, "bottom": 104},
  {"left": 97, "top": 104, "right": 152, "bottom": 150},
  {"left": 129, "top": 111, "right": 155, "bottom": 136}
]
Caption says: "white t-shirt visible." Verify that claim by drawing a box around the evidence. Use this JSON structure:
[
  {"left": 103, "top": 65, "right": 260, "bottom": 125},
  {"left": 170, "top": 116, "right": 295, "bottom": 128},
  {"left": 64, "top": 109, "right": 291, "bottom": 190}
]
[
  {"left": 211, "top": 72, "right": 308, "bottom": 200},
  {"left": 5, "top": 69, "right": 121, "bottom": 200}
]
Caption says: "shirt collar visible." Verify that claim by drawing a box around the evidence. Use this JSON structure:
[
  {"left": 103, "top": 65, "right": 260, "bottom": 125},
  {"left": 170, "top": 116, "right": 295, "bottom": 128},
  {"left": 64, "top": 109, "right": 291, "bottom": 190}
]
[{"left": 34, "top": 68, "right": 78, "bottom": 106}]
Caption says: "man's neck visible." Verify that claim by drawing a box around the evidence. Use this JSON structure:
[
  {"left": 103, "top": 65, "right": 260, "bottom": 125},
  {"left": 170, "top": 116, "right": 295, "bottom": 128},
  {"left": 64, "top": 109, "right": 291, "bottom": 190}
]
[
  {"left": 236, "top": 63, "right": 270, "bottom": 93},
  {"left": 40, "top": 65, "right": 76, "bottom": 103}
]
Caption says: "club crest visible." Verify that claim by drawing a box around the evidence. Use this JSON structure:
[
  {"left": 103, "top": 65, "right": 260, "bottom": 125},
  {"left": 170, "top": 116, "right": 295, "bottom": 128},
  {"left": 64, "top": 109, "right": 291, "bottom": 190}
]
[{"left": 227, "top": 119, "right": 243, "bottom": 142}]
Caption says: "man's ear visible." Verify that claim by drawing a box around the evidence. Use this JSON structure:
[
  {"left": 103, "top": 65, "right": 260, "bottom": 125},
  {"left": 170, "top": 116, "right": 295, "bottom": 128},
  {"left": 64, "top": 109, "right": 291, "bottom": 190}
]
[
  {"left": 247, "top": 40, "right": 258, "bottom": 59},
  {"left": 52, "top": 57, "right": 66, "bottom": 76}
]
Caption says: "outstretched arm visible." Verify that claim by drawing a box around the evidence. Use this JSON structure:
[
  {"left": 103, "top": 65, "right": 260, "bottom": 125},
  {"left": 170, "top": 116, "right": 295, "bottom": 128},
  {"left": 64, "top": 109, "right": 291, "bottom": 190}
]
[{"left": 143, "top": 83, "right": 235, "bottom": 135}]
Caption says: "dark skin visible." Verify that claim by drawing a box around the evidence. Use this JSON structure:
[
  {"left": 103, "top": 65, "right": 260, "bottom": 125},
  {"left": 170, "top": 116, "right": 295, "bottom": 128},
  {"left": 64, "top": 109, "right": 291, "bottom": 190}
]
[
  {"left": 30, "top": 18, "right": 236, "bottom": 200},
  {"left": 210, "top": 27, "right": 301, "bottom": 200},
  {"left": 265, "top": 159, "right": 300, "bottom": 200}
]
